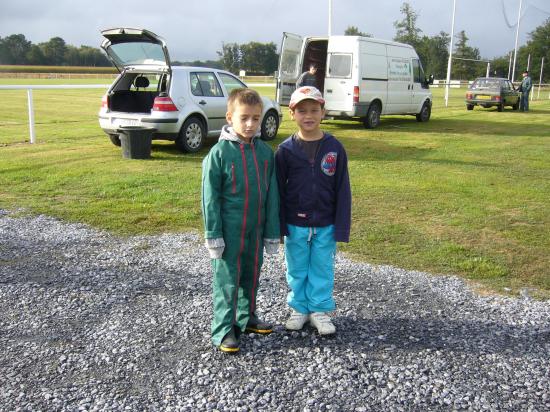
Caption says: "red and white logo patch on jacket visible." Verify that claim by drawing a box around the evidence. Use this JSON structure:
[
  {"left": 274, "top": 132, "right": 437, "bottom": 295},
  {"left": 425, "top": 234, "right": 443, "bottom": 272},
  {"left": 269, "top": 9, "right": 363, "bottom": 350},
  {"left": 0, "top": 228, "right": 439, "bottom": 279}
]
[{"left": 321, "top": 152, "right": 337, "bottom": 176}]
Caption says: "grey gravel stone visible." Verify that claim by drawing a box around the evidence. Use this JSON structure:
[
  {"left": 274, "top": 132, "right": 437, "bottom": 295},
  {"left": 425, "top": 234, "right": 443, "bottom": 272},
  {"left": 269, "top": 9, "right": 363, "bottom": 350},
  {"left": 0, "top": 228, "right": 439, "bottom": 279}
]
[{"left": 1, "top": 210, "right": 549, "bottom": 411}]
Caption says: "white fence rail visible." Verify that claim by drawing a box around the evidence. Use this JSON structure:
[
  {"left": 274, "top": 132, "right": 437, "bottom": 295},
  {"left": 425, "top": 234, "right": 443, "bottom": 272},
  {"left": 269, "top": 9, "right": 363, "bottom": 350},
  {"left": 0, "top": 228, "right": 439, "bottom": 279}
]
[{"left": 0, "top": 84, "right": 109, "bottom": 143}]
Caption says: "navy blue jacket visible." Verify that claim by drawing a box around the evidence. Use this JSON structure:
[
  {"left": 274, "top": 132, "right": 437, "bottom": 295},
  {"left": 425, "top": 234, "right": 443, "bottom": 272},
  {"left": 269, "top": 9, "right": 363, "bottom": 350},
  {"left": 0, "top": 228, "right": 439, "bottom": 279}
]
[{"left": 275, "top": 133, "right": 351, "bottom": 242}]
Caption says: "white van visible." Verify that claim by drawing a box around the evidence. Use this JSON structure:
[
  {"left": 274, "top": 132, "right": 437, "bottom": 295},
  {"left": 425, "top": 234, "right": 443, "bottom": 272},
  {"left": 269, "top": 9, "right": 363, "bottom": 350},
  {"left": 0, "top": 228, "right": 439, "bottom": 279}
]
[{"left": 276, "top": 33, "right": 433, "bottom": 128}]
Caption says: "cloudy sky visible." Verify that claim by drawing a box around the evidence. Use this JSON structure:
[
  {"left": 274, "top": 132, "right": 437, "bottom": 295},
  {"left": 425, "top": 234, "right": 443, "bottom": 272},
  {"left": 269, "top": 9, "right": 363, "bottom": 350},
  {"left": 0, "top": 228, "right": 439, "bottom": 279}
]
[{"left": 1, "top": 0, "right": 549, "bottom": 62}]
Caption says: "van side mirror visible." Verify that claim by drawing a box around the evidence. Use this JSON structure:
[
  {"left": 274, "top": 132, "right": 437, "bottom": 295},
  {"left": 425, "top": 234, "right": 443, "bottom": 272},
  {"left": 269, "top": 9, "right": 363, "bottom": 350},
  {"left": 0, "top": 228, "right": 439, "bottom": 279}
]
[{"left": 428, "top": 74, "right": 434, "bottom": 85}]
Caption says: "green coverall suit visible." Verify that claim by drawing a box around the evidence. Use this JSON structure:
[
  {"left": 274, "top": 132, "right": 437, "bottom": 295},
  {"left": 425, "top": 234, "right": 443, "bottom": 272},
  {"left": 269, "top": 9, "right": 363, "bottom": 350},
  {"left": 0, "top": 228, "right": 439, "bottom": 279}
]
[{"left": 202, "top": 127, "right": 280, "bottom": 346}]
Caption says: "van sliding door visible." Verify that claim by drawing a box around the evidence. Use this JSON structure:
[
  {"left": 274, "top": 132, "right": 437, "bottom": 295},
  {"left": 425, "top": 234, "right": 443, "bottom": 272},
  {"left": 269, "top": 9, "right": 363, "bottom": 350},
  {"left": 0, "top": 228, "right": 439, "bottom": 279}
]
[{"left": 277, "top": 32, "right": 304, "bottom": 105}]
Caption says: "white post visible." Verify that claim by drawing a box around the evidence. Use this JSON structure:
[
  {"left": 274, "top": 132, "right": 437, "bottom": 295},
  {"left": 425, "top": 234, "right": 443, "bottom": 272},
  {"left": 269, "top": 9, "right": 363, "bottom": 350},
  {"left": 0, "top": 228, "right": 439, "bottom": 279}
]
[
  {"left": 537, "top": 57, "right": 544, "bottom": 99},
  {"left": 511, "top": 0, "right": 522, "bottom": 82},
  {"left": 486, "top": 62, "right": 490, "bottom": 77},
  {"left": 508, "top": 52, "right": 512, "bottom": 80},
  {"left": 445, "top": 0, "right": 457, "bottom": 107},
  {"left": 328, "top": 0, "right": 332, "bottom": 36},
  {"left": 527, "top": 53, "right": 531, "bottom": 71},
  {"left": 27, "top": 89, "right": 36, "bottom": 144}
]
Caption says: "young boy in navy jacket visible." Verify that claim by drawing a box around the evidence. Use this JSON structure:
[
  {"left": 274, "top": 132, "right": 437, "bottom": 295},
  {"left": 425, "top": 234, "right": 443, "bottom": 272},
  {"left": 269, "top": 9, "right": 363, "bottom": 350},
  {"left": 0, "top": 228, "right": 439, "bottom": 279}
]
[{"left": 275, "top": 86, "right": 351, "bottom": 335}]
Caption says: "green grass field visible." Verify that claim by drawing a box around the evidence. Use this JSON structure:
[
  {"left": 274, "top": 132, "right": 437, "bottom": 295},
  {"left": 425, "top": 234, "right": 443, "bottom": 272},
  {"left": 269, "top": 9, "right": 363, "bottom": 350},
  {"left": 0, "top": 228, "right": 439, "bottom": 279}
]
[{"left": 1, "top": 79, "right": 549, "bottom": 299}]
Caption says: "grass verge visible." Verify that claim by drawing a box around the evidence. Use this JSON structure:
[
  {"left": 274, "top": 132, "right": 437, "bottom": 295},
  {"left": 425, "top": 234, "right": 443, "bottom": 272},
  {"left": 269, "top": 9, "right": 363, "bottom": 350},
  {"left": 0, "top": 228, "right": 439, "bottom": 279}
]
[{"left": 1, "top": 81, "right": 549, "bottom": 299}]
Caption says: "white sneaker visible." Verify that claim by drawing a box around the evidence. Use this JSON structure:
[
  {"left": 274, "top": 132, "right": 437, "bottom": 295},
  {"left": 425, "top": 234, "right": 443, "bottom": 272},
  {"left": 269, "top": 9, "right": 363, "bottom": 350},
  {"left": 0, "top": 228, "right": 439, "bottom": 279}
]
[
  {"left": 285, "top": 310, "right": 309, "bottom": 331},
  {"left": 310, "top": 312, "right": 336, "bottom": 335}
]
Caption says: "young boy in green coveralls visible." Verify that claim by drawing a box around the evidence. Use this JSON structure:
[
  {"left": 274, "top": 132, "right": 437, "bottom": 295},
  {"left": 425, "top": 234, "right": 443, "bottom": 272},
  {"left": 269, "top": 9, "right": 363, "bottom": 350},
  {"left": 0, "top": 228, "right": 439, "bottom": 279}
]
[{"left": 201, "top": 88, "right": 280, "bottom": 353}]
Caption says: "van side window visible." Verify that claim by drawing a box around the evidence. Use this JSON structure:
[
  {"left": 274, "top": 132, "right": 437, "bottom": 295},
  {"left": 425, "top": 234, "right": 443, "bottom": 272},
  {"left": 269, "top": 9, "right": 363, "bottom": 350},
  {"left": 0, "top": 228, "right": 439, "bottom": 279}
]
[
  {"left": 328, "top": 53, "right": 352, "bottom": 78},
  {"left": 412, "top": 59, "right": 425, "bottom": 84}
]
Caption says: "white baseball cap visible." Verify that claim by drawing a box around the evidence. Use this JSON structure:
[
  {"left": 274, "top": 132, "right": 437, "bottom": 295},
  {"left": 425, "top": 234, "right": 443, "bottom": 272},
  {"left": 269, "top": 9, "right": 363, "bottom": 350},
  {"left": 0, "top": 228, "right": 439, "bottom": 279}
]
[{"left": 289, "top": 86, "right": 325, "bottom": 109}]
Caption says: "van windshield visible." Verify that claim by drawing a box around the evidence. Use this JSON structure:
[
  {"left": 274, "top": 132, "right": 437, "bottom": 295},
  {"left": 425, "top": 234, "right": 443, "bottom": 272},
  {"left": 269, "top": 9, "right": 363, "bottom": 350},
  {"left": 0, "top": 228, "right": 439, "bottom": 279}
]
[{"left": 327, "top": 53, "right": 352, "bottom": 78}]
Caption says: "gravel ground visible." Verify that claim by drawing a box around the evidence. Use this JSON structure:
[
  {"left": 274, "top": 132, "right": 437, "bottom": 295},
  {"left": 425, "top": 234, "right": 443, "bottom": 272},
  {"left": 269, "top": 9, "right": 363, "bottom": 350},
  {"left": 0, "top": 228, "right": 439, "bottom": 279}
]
[{"left": 0, "top": 209, "right": 549, "bottom": 412}]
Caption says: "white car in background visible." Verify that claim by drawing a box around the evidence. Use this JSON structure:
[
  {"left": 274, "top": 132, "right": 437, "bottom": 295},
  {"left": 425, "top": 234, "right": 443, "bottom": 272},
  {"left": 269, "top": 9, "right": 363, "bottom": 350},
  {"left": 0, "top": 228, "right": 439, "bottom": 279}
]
[{"left": 98, "top": 28, "right": 282, "bottom": 152}]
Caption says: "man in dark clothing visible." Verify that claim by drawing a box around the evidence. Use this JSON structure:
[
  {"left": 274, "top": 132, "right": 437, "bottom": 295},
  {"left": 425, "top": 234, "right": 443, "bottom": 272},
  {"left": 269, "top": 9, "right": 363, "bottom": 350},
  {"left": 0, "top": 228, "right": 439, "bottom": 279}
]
[
  {"left": 519, "top": 70, "right": 532, "bottom": 112},
  {"left": 296, "top": 65, "right": 318, "bottom": 88}
]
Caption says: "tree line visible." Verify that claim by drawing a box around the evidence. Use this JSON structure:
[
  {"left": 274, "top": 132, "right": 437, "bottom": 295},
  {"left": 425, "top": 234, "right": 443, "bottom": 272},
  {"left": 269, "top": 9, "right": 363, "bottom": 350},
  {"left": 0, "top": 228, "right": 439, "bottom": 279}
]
[
  {"left": 1, "top": 2, "right": 549, "bottom": 82},
  {"left": 390, "top": 2, "right": 549, "bottom": 82},
  {"left": 0, "top": 35, "right": 111, "bottom": 67}
]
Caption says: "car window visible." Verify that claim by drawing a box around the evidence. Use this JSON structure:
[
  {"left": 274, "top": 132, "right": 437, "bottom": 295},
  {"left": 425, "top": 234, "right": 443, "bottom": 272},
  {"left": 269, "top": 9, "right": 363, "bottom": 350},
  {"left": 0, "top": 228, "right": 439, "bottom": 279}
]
[
  {"left": 129, "top": 74, "right": 159, "bottom": 91},
  {"left": 328, "top": 53, "right": 352, "bottom": 78},
  {"left": 190, "top": 72, "right": 224, "bottom": 97},
  {"left": 218, "top": 73, "right": 247, "bottom": 94},
  {"left": 471, "top": 78, "right": 499, "bottom": 90}
]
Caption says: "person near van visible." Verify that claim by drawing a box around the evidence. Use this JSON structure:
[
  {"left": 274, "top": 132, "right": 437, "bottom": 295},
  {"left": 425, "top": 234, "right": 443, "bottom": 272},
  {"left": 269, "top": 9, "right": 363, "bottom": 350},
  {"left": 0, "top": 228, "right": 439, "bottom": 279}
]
[
  {"left": 519, "top": 70, "right": 532, "bottom": 112},
  {"left": 275, "top": 86, "right": 351, "bottom": 335},
  {"left": 201, "top": 88, "right": 280, "bottom": 353},
  {"left": 296, "top": 65, "right": 318, "bottom": 88}
]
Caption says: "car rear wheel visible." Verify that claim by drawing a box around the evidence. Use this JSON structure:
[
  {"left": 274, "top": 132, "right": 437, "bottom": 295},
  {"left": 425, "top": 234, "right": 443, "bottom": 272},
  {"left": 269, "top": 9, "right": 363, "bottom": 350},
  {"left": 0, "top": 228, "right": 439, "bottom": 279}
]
[
  {"left": 497, "top": 103, "right": 504, "bottom": 112},
  {"left": 260, "top": 110, "right": 279, "bottom": 141},
  {"left": 513, "top": 101, "right": 519, "bottom": 110},
  {"left": 109, "top": 134, "right": 121, "bottom": 146},
  {"left": 176, "top": 117, "right": 205, "bottom": 153},
  {"left": 363, "top": 102, "right": 381, "bottom": 129},
  {"left": 466, "top": 104, "right": 474, "bottom": 111},
  {"left": 416, "top": 101, "right": 431, "bottom": 122}
]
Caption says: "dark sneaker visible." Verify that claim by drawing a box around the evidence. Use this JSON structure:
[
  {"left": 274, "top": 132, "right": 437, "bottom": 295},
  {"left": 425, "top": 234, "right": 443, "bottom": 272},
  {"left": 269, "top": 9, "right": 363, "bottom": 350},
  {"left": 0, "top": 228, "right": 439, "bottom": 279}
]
[
  {"left": 219, "top": 329, "right": 239, "bottom": 353},
  {"left": 245, "top": 313, "right": 273, "bottom": 334}
]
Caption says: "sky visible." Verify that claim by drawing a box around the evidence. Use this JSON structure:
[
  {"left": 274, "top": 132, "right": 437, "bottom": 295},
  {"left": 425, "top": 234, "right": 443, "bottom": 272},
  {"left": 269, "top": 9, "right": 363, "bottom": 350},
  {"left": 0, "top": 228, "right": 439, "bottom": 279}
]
[{"left": 1, "top": 0, "right": 549, "bottom": 62}]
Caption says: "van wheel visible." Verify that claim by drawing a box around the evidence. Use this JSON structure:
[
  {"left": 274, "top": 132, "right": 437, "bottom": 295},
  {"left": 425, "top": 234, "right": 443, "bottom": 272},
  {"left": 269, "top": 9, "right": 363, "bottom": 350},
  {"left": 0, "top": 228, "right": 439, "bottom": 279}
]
[
  {"left": 512, "top": 101, "right": 519, "bottom": 110},
  {"left": 364, "top": 103, "right": 381, "bottom": 129},
  {"left": 260, "top": 110, "right": 279, "bottom": 141},
  {"left": 416, "top": 102, "right": 431, "bottom": 122},
  {"left": 497, "top": 103, "right": 504, "bottom": 112},
  {"left": 176, "top": 117, "right": 205, "bottom": 153},
  {"left": 466, "top": 104, "right": 474, "bottom": 111},
  {"left": 109, "top": 134, "right": 121, "bottom": 146}
]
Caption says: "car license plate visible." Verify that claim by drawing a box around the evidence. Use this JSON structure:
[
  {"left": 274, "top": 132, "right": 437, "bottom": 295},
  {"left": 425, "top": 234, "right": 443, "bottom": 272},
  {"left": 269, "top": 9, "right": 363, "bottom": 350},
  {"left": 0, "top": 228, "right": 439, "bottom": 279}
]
[
  {"left": 476, "top": 95, "right": 491, "bottom": 100},
  {"left": 114, "top": 118, "right": 140, "bottom": 127}
]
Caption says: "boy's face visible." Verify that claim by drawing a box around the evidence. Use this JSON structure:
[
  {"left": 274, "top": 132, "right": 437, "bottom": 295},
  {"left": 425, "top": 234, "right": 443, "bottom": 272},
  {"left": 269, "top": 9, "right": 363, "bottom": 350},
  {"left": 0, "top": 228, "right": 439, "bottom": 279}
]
[
  {"left": 290, "top": 99, "right": 325, "bottom": 134},
  {"left": 226, "top": 103, "right": 262, "bottom": 143}
]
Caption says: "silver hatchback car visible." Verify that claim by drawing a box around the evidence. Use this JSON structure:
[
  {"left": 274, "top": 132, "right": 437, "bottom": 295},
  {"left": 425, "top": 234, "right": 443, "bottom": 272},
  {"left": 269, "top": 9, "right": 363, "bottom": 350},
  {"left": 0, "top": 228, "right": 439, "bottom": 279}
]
[{"left": 98, "top": 28, "right": 282, "bottom": 152}]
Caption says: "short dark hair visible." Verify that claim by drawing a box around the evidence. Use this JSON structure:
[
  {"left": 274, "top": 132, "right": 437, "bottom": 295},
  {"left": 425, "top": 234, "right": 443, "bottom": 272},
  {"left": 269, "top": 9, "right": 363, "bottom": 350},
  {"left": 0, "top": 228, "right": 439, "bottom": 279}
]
[
  {"left": 227, "top": 88, "right": 263, "bottom": 113},
  {"left": 523, "top": 70, "right": 529, "bottom": 74}
]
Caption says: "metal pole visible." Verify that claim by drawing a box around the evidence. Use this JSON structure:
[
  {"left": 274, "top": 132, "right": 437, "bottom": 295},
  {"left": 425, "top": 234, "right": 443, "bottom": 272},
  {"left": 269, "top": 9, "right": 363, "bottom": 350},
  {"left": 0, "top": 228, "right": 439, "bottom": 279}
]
[
  {"left": 445, "top": 0, "right": 456, "bottom": 107},
  {"left": 537, "top": 57, "right": 544, "bottom": 99},
  {"left": 328, "top": 0, "right": 332, "bottom": 36},
  {"left": 511, "top": 0, "right": 522, "bottom": 82},
  {"left": 27, "top": 89, "right": 35, "bottom": 144},
  {"left": 527, "top": 53, "right": 530, "bottom": 71},
  {"left": 508, "top": 52, "right": 512, "bottom": 80},
  {"left": 486, "top": 62, "right": 490, "bottom": 77}
]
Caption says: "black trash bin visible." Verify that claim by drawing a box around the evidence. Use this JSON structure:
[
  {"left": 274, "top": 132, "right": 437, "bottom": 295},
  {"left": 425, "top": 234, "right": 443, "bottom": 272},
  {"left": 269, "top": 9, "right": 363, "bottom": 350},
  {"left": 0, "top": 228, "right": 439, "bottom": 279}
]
[{"left": 117, "top": 126, "right": 155, "bottom": 159}]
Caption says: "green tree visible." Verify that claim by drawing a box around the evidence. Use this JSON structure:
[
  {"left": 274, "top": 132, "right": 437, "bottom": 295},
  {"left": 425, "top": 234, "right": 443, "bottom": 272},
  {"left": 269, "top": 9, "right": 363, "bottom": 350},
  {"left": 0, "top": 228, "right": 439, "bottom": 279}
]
[
  {"left": 517, "top": 17, "right": 550, "bottom": 83},
  {"left": 344, "top": 26, "right": 371, "bottom": 37},
  {"left": 240, "top": 42, "right": 278, "bottom": 75},
  {"left": 217, "top": 42, "right": 241, "bottom": 74},
  {"left": 453, "top": 30, "right": 481, "bottom": 80},
  {"left": 25, "top": 44, "right": 45, "bottom": 65},
  {"left": 40, "top": 37, "right": 67, "bottom": 65},
  {"left": 393, "top": 2, "right": 422, "bottom": 48},
  {"left": 0, "top": 34, "right": 32, "bottom": 64},
  {"left": 417, "top": 31, "right": 450, "bottom": 78}
]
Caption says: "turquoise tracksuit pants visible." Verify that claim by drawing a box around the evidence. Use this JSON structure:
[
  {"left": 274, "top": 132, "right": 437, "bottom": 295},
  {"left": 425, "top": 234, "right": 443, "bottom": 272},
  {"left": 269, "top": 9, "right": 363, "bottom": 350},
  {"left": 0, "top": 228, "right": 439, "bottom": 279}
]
[{"left": 284, "top": 224, "right": 336, "bottom": 313}]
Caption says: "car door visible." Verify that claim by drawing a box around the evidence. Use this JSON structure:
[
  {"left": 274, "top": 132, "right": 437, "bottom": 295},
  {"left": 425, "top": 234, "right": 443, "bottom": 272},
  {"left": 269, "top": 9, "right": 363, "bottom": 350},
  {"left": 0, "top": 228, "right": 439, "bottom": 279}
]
[
  {"left": 277, "top": 32, "right": 304, "bottom": 105},
  {"left": 100, "top": 28, "right": 171, "bottom": 74},
  {"left": 189, "top": 71, "right": 227, "bottom": 134},
  {"left": 411, "top": 58, "right": 428, "bottom": 112}
]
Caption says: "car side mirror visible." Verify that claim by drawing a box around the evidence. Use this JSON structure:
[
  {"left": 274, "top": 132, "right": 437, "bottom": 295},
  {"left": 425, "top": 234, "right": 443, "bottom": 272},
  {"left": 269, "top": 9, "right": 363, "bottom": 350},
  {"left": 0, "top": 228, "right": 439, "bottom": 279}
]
[{"left": 428, "top": 74, "right": 434, "bottom": 85}]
